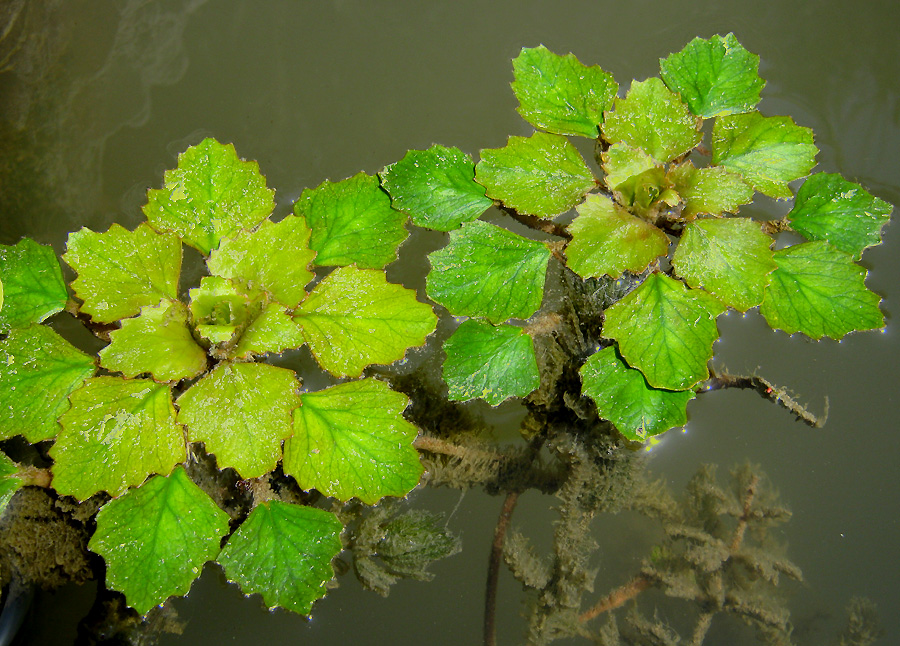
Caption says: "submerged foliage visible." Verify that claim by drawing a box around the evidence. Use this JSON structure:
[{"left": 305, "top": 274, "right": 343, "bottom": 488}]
[{"left": 0, "top": 33, "right": 892, "bottom": 642}]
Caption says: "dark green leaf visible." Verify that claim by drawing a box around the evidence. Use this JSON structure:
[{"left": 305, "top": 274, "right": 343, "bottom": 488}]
[
  {"left": 218, "top": 501, "right": 342, "bottom": 615},
  {"left": 786, "top": 173, "right": 893, "bottom": 259},
  {"left": 379, "top": 145, "right": 491, "bottom": 231},
  {"left": 760, "top": 241, "right": 884, "bottom": 339},
  {"left": 442, "top": 319, "right": 540, "bottom": 406},
  {"left": 580, "top": 346, "right": 694, "bottom": 441},
  {"left": 0, "top": 325, "right": 95, "bottom": 442},
  {"left": 0, "top": 238, "right": 68, "bottom": 331},
  {"left": 426, "top": 220, "right": 550, "bottom": 323}
]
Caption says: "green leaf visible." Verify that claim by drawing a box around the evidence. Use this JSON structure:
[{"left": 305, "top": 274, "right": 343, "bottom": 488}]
[
  {"left": 603, "top": 273, "right": 725, "bottom": 390},
  {"left": 99, "top": 299, "right": 207, "bottom": 382},
  {"left": 0, "top": 452, "right": 24, "bottom": 517},
  {"left": 786, "top": 173, "right": 893, "bottom": 259},
  {"left": 580, "top": 346, "right": 694, "bottom": 441},
  {"left": 50, "top": 377, "right": 185, "bottom": 501},
  {"left": 565, "top": 194, "right": 669, "bottom": 279},
  {"left": 207, "top": 215, "right": 316, "bottom": 308},
  {"left": 294, "top": 172, "right": 408, "bottom": 269},
  {"left": 379, "top": 145, "right": 492, "bottom": 231},
  {"left": 659, "top": 33, "right": 765, "bottom": 118},
  {"left": 188, "top": 276, "right": 253, "bottom": 345},
  {"left": 712, "top": 112, "right": 817, "bottom": 199},
  {"left": 425, "top": 220, "right": 550, "bottom": 323},
  {"left": 89, "top": 467, "right": 230, "bottom": 615},
  {"left": 441, "top": 319, "right": 539, "bottom": 406},
  {"left": 475, "top": 132, "right": 596, "bottom": 217},
  {"left": 668, "top": 161, "right": 754, "bottom": 218},
  {"left": 284, "top": 379, "right": 423, "bottom": 504},
  {"left": 601, "top": 143, "right": 660, "bottom": 192},
  {"left": 143, "top": 138, "right": 274, "bottom": 255},
  {"left": 177, "top": 362, "right": 300, "bottom": 479},
  {"left": 217, "top": 501, "right": 342, "bottom": 615},
  {"left": 64, "top": 223, "right": 181, "bottom": 324},
  {"left": 601, "top": 77, "right": 702, "bottom": 162},
  {"left": 294, "top": 266, "right": 437, "bottom": 378},
  {"left": 0, "top": 238, "right": 68, "bottom": 331},
  {"left": 511, "top": 45, "right": 618, "bottom": 138},
  {"left": 760, "top": 241, "right": 883, "bottom": 339},
  {"left": 0, "top": 325, "right": 95, "bottom": 442},
  {"left": 230, "top": 302, "right": 306, "bottom": 360},
  {"left": 672, "top": 217, "right": 776, "bottom": 311}
]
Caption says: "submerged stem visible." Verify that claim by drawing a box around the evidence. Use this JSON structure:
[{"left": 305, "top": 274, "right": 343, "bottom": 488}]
[
  {"left": 484, "top": 491, "right": 519, "bottom": 646},
  {"left": 578, "top": 574, "right": 652, "bottom": 623}
]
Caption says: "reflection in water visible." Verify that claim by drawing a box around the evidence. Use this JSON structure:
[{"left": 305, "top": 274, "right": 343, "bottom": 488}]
[{"left": 0, "top": 0, "right": 208, "bottom": 246}]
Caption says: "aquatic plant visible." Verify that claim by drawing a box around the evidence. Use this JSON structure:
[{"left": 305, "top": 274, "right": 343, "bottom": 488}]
[{"left": 0, "top": 34, "right": 890, "bottom": 644}]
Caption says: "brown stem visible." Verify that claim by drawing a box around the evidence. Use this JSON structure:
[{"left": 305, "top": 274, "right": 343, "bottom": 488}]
[
  {"left": 699, "top": 370, "right": 828, "bottom": 428},
  {"left": 499, "top": 206, "right": 572, "bottom": 240},
  {"left": 578, "top": 574, "right": 653, "bottom": 623},
  {"left": 484, "top": 491, "right": 519, "bottom": 646}
]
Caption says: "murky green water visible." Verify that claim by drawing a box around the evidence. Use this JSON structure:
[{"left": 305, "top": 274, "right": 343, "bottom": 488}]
[{"left": 2, "top": 1, "right": 898, "bottom": 644}]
